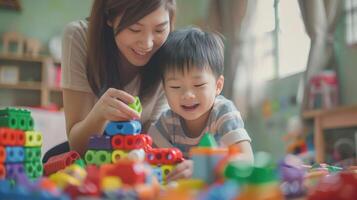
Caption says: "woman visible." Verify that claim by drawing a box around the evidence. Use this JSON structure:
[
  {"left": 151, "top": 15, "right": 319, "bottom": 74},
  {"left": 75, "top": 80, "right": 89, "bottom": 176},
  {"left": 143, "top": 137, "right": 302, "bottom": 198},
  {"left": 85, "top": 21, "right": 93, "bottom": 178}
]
[{"left": 60, "top": 0, "right": 176, "bottom": 156}]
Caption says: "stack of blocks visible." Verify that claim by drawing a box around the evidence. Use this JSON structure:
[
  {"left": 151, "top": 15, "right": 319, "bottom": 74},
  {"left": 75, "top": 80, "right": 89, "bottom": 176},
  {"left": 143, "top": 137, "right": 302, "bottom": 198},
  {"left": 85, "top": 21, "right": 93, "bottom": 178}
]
[
  {"left": 0, "top": 107, "right": 43, "bottom": 180},
  {"left": 190, "top": 133, "right": 227, "bottom": 184},
  {"left": 84, "top": 97, "right": 183, "bottom": 184}
]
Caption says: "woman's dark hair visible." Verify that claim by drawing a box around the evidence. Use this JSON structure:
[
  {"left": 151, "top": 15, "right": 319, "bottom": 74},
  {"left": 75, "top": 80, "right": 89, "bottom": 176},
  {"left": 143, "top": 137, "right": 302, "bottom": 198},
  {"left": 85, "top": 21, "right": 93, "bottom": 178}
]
[
  {"left": 87, "top": 0, "right": 176, "bottom": 98},
  {"left": 154, "top": 27, "right": 224, "bottom": 80}
]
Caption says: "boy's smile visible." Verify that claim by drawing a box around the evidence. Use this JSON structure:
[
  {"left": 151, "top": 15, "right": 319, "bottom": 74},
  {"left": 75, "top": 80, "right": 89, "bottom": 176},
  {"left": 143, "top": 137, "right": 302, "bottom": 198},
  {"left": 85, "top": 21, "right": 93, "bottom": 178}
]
[{"left": 163, "top": 66, "right": 224, "bottom": 128}]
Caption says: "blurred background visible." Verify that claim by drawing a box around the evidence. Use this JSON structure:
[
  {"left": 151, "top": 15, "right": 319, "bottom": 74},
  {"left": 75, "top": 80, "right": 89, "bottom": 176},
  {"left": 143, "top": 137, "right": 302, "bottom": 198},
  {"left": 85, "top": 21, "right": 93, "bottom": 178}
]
[{"left": 1, "top": 0, "right": 357, "bottom": 166}]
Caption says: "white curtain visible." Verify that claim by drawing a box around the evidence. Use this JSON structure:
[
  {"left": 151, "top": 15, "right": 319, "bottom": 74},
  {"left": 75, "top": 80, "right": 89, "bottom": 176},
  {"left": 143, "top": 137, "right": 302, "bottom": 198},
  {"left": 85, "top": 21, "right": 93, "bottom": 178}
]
[{"left": 298, "top": 0, "right": 344, "bottom": 110}]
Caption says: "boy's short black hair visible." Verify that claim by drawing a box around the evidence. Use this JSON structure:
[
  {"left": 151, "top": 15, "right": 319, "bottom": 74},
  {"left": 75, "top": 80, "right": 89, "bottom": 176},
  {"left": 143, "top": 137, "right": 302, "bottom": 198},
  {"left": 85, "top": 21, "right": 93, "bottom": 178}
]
[{"left": 155, "top": 27, "right": 224, "bottom": 79}]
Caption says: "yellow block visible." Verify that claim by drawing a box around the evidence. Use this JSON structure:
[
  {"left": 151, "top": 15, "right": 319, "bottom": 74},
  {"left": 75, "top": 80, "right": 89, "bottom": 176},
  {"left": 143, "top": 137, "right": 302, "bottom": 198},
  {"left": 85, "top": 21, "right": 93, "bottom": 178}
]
[
  {"left": 111, "top": 149, "right": 128, "bottom": 163},
  {"left": 101, "top": 176, "right": 122, "bottom": 191}
]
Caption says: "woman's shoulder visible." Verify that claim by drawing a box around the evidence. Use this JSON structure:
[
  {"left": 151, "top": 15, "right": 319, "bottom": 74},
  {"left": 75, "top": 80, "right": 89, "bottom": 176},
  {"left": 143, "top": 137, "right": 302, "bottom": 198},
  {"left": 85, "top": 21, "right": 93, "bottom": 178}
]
[{"left": 63, "top": 20, "right": 88, "bottom": 39}]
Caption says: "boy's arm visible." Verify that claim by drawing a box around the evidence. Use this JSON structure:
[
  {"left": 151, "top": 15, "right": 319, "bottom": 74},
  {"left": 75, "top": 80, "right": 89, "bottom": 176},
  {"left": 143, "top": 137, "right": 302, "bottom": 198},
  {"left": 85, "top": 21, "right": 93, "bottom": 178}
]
[
  {"left": 147, "top": 118, "right": 174, "bottom": 148},
  {"left": 231, "top": 140, "right": 254, "bottom": 164}
]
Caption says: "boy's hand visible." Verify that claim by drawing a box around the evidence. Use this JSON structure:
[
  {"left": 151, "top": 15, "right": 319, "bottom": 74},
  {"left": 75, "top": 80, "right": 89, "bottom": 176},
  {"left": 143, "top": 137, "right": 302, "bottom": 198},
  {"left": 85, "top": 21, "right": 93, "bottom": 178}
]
[{"left": 166, "top": 160, "right": 193, "bottom": 182}]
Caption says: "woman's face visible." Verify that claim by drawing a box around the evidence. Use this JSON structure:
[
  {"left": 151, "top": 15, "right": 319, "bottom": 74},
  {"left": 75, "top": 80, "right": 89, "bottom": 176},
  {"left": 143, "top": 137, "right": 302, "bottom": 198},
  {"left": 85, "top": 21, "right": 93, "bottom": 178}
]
[{"left": 113, "top": 6, "right": 170, "bottom": 67}]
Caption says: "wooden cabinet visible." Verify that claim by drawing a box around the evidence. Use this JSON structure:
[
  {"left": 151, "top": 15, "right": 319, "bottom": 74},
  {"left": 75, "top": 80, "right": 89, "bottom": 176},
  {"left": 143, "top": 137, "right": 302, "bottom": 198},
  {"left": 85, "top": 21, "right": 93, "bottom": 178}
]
[
  {"left": 303, "top": 105, "right": 357, "bottom": 163},
  {"left": 0, "top": 53, "right": 62, "bottom": 108}
]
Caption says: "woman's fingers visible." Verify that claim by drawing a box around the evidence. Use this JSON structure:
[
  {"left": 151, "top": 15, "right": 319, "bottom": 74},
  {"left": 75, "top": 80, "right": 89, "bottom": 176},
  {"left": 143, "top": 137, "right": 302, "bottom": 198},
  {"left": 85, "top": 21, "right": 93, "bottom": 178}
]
[
  {"left": 107, "top": 97, "right": 140, "bottom": 119},
  {"left": 103, "top": 88, "right": 140, "bottom": 120},
  {"left": 107, "top": 88, "right": 135, "bottom": 104}
]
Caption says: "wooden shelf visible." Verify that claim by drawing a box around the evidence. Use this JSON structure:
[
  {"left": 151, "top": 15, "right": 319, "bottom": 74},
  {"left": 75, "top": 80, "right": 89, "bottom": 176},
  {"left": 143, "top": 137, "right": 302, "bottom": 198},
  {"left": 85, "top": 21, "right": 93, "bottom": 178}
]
[
  {"left": 302, "top": 104, "right": 357, "bottom": 163},
  {"left": 0, "top": 82, "right": 42, "bottom": 90},
  {"left": 0, "top": 54, "right": 63, "bottom": 108},
  {"left": 303, "top": 105, "right": 357, "bottom": 119},
  {"left": 49, "top": 86, "right": 62, "bottom": 92},
  {"left": 0, "top": 53, "right": 49, "bottom": 63}
]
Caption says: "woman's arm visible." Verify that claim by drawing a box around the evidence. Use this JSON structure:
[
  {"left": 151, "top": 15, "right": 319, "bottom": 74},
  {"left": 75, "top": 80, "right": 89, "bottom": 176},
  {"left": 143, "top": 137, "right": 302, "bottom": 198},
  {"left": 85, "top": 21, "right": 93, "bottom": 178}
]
[
  {"left": 64, "top": 88, "right": 140, "bottom": 156},
  {"left": 63, "top": 89, "right": 105, "bottom": 155}
]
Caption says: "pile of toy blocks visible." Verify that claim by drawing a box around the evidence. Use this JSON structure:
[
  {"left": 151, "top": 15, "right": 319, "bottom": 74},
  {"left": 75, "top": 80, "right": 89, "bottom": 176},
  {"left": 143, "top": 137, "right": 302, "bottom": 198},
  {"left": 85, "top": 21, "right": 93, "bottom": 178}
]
[
  {"left": 0, "top": 107, "right": 43, "bottom": 180},
  {"left": 83, "top": 97, "right": 184, "bottom": 184}
]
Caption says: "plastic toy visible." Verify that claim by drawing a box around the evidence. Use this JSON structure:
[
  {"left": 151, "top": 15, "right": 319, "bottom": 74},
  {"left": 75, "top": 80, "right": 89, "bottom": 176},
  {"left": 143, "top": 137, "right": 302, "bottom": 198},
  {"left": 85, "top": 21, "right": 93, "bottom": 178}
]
[
  {"left": 105, "top": 120, "right": 142, "bottom": 136},
  {"left": 44, "top": 151, "right": 80, "bottom": 176},
  {"left": 128, "top": 96, "right": 142, "bottom": 114}
]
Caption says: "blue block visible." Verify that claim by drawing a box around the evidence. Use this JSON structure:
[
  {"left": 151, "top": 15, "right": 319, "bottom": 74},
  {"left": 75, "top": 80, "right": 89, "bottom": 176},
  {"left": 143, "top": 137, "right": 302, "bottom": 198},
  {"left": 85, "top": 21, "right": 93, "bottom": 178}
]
[
  {"left": 5, "top": 147, "right": 25, "bottom": 163},
  {"left": 192, "top": 155, "right": 209, "bottom": 182},
  {"left": 88, "top": 135, "right": 112, "bottom": 150},
  {"left": 105, "top": 121, "right": 141, "bottom": 136},
  {"left": 151, "top": 167, "right": 163, "bottom": 184}
]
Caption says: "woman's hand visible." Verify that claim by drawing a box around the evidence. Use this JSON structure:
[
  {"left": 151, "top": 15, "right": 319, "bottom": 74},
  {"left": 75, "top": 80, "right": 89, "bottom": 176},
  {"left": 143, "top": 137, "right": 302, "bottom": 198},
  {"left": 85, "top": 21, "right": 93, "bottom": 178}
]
[
  {"left": 166, "top": 160, "right": 193, "bottom": 182},
  {"left": 92, "top": 88, "right": 141, "bottom": 122}
]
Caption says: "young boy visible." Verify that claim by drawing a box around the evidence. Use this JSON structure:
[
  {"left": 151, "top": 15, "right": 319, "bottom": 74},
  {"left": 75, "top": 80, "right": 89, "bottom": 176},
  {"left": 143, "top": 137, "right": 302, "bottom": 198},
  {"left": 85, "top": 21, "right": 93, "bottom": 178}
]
[{"left": 148, "top": 27, "right": 253, "bottom": 181}]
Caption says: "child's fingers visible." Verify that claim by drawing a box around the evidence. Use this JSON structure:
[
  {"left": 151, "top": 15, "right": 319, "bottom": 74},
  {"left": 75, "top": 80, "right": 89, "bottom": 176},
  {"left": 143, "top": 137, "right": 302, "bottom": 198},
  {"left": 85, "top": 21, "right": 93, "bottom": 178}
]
[
  {"left": 166, "top": 161, "right": 193, "bottom": 182},
  {"left": 167, "top": 168, "right": 192, "bottom": 182}
]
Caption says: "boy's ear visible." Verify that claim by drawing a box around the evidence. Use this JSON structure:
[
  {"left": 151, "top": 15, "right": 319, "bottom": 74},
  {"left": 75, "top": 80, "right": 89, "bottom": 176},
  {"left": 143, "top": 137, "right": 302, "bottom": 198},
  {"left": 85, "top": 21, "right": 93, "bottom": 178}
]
[{"left": 215, "top": 75, "right": 224, "bottom": 95}]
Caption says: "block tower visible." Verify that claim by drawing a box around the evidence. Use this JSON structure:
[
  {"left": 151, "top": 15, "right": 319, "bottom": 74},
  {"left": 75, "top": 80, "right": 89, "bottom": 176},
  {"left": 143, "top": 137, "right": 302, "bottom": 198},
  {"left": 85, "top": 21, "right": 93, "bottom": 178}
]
[
  {"left": 0, "top": 107, "right": 43, "bottom": 180},
  {"left": 84, "top": 97, "right": 184, "bottom": 184}
]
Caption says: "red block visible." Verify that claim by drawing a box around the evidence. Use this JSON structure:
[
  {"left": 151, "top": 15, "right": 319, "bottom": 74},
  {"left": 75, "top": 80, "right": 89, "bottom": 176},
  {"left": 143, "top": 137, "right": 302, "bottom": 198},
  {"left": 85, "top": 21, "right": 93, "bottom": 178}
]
[
  {"left": 14, "top": 130, "right": 25, "bottom": 146},
  {"left": 146, "top": 148, "right": 184, "bottom": 165},
  {"left": 111, "top": 135, "right": 125, "bottom": 149},
  {"left": 0, "top": 164, "right": 5, "bottom": 179},
  {"left": 0, "top": 128, "right": 16, "bottom": 146},
  {"left": 0, "top": 146, "right": 5, "bottom": 163},
  {"left": 43, "top": 151, "right": 80, "bottom": 176},
  {"left": 100, "top": 161, "right": 146, "bottom": 185}
]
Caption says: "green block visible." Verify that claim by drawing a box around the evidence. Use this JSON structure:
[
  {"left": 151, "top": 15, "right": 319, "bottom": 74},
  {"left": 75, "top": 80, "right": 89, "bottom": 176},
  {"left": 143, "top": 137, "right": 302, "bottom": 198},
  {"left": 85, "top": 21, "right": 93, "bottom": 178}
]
[
  {"left": 198, "top": 132, "right": 217, "bottom": 147},
  {"left": 128, "top": 96, "right": 142, "bottom": 114},
  {"left": 0, "top": 107, "right": 34, "bottom": 131},
  {"left": 25, "top": 161, "right": 43, "bottom": 179},
  {"left": 24, "top": 147, "right": 41, "bottom": 162},
  {"left": 75, "top": 159, "right": 86, "bottom": 168},
  {"left": 95, "top": 150, "right": 111, "bottom": 165},
  {"left": 84, "top": 150, "right": 96, "bottom": 165}
]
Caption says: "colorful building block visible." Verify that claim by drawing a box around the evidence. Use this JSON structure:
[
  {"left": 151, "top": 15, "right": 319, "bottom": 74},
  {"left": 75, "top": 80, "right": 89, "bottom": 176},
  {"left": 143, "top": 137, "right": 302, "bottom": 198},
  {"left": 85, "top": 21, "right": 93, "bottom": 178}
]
[
  {"left": 95, "top": 150, "right": 112, "bottom": 165},
  {"left": 24, "top": 147, "right": 41, "bottom": 162},
  {"left": 146, "top": 148, "right": 184, "bottom": 165},
  {"left": 0, "top": 164, "right": 6, "bottom": 179},
  {"left": 0, "top": 107, "right": 34, "bottom": 131},
  {"left": 0, "top": 146, "right": 5, "bottom": 163},
  {"left": 88, "top": 135, "right": 112, "bottom": 150},
  {"left": 5, "top": 147, "right": 25, "bottom": 163},
  {"left": 105, "top": 120, "right": 141, "bottom": 136},
  {"left": 128, "top": 96, "right": 142, "bottom": 114},
  {"left": 6, "top": 163, "right": 25, "bottom": 179},
  {"left": 43, "top": 151, "right": 80, "bottom": 176},
  {"left": 111, "top": 150, "right": 128, "bottom": 163},
  {"left": 24, "top": 161, "right": 43, "bottom": 179},
  {"left": 24, "top": 131, "right": 43, "bottom": 147},
  {"left": 100, "top": 160, "right": 146, "bottom": 186},
  {"left": 190, "top": 147, "right": 227, "bottom": 184},
  {"left": 84, "top": 150, "right": 96, "bottom": 165}
]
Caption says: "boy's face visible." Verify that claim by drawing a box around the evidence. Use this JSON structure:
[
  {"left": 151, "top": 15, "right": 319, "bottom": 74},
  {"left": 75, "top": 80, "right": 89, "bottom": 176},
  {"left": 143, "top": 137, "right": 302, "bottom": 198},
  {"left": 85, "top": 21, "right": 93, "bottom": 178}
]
[{"left": 163, "top": 66, "right": 224, "bottom": 121}]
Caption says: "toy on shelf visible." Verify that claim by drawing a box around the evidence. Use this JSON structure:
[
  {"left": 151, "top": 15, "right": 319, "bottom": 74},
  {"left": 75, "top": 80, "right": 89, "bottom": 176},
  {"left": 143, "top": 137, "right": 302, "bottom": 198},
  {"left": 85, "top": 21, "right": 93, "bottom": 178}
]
[
  {"left": 308, "top": 70, "right": 339, "bottom": 110},
  {"left": 2, "top": 32, "right": 43, "bottom": 57},
  {"left": 2, "top": 31, "right": 25, "bottom": 56}
]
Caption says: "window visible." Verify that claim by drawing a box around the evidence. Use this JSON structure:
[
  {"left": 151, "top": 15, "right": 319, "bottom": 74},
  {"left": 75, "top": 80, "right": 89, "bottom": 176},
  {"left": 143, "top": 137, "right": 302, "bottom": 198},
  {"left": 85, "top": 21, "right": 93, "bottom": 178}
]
[{"left": 250, "top": 0, "right": 310, "bottom": 80}]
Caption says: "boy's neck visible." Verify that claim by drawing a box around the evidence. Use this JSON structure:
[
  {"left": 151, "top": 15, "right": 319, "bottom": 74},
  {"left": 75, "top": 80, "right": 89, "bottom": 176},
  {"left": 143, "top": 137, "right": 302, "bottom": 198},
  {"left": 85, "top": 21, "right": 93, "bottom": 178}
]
[{"left": 181, "top": 108, "right": 212, "bottom": 138}]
